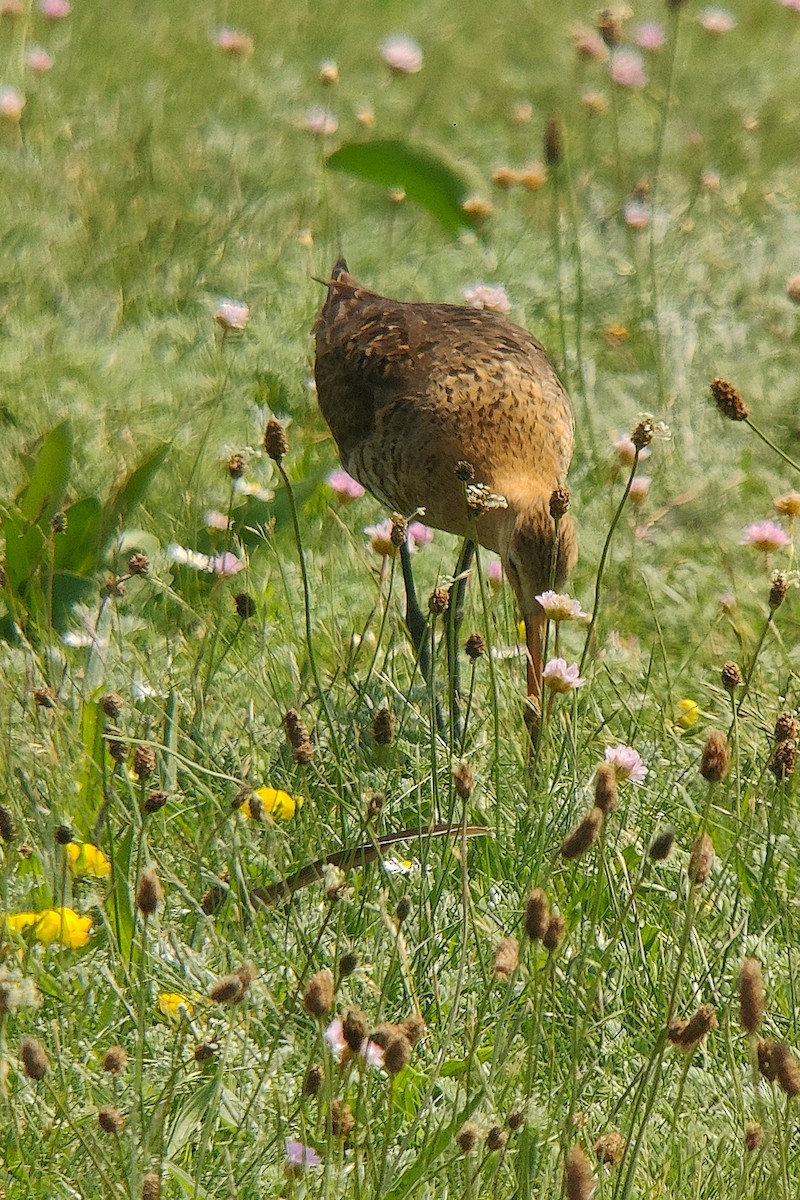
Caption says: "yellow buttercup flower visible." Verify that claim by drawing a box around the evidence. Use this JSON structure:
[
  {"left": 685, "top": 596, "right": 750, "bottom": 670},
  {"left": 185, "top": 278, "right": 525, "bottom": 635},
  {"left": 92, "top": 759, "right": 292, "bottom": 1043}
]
[
  {"left": 67, "top": 842, "right": 111, "bottom": 878},
  {"left": 250, "top": 786, "right": 303, "bottom": 821},
  {"left": 676, "top": 698, "right": 700, "bottom": 729},
  {"left": 5, "top": 907, "right": 93, "bottom": 948},
  {"left": 5, "top": 912, "right": 39, "bottom": 935},
  {"left": 158, "top": 992, "right": 194, "bottom": 1021}
]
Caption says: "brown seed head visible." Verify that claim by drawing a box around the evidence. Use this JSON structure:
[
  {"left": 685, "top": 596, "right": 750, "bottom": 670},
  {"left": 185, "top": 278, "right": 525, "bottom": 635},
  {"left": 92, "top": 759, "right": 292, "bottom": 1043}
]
[
  {"left": 328, "top": 1099, "right": 355, "bottom": 1137},
  {"left": 342, "top": 1007, "right": 369, "bottom": 1053},
  {"left": 384, "top": 1031, "right": 412, "bottom": 1075},
  {"left": 769, "top": 572, "right": 789, "bottom": 610},
  {"left": 699, "top": 730, "right": 729, "bottom": 782},
  {"left": 462, "top": 195, "right": 494, "bottom": 220},
  {"left": 544, "top": 114, "right": 562, "bottom": 166},
  {"left": 774, "top": 712, "right": 799, "bottom": 743},
  {"left": 303, "top": 968, "right": 334, "bottom": 1018},
  {"left": 227, "top": 451, "right": 246, "bottom": 479},
  {"left": 209, "top": 974, "right": 245, "bottom": 1004},
  {"left": 0, "top": 804, "right": 15, "bottom": 842},
  {"left": 55, "top": 824, "right": 74, "bottom": 845},
  {"left": 201, "top": 884, "right": 226, "bottom": 915},
  {"left": 757, "top": 1038, "right": 778, "bottom": 1081},
  {"left": 33, "top": 687, "right": 56, "bottom": 708},
  {"left": 710, "top": 377, "right": 749, "bottom": 421},
  {"left": 744, "top": 1122, "right": 765, "bottom": 1153},
  {"left": 486, "top": 1125, "right": 508, "bottom": 1152},
  {"left": 145, "top": 789, "right": 168, "bottom": 814},
  {"left": 102, "top": 575, "right": 126, "bottom": 598},
  {"left": 667, "top": 1018, "right": 688, "bottom": 1045},
  {"left": 770, "top": 741, "right": 796, "bottom": 781},
  {"left": 236, "top": 961, "right": 257, "bottom": 990},
  {"left": 371, "top": 707, "right": 396, "bottom": 746},
  {"left": 739, "top": 958, "right": 766, "bottom": 1034},
  {"left": 98, "top": 1105, "right": 125, "bottom": 1135},
  {"left": 284, "top": 708, "right": 309, "bottom": 749},
  {"left": 774, "top": 1043, "right": 800, "bottom": 1097},
  {"left": 102, "top": 1045, "right": 128, "bottom": 1074},
  {"left": 630, "top": 416, "right": 654, "bottom": 451},
  {"left": 338, "top": 951, "right": 358, "bottom": 978},
  {"left": 51, "top": 510, "right": 67, "bottom": 534},
  {"left": 507, "top": 1109, "right": 525, "bottom": 1131},
  {"left": 235, "top": 592, "right": 256, "bottom": 619},
  {"left": 464, "top": 632, "right": 485, "bottom": 660},
  {"left": 457, "top": 1121, "right": 480, "bottom": 1153},
  {"left": 194, "top": 1041, "right": 216, "bottom": 1063},
  {"left": 561, "top": 807, "right": 604, "bottom": 860},
  {"left": 453, "top": 761, "right": 474, "bottom": 800},
  {"left": 369, "top": 1022, "right": 398, "bottom": 1050},
  {"left": 428, "top": 585, "right": 450, "bottom": 616},
  {"left": 395, "top": 894, "right": 412, "bottom": 924},
  {"left": 688, "top": 832, "right": 714, "bottom": 886},
  {"left": 675, "top": 1003, "right": 718, "bottom": 1051},
  {"left": 565, "top": 1144, "right": 595, "bottom": 1200},
  {"left": 303, "top": 1063, "right": 323, "bottom": 1096},
  {"left": 128, "top": 553, "right": 150, "bottom": 576},
  {"left": 141, "top": 1173, "right": 161, "bottom": 1200},
  {"left": 101, "top": 692, "right": 123, "bottom": 719},
  {"left": 595, "top": 6, "right": 623, "bottom": 45},
  {"left": 774, "top": 491, "right": 800, "bottom": 517},
  {"left": 648, "top": 827, "right": 676, "bottom": 861},
  {"left": 366, "top": 790, "right": 384, "bottom": 820},
  {"left": 549, "top": 486, "right": 571, "bottom": 519},
  {"left": 492, "top": 166, "right": 520, "bottom": 189},
  {"left": 133, "top": 744, "right": 157, "bottom": 781},
  {"left": 20, "top": 1036, "right": 49, "bottom": 1080},
  {"left": 455, "top": 459, "right": 475, "bottom": 482},
  {"left": 390, "top": 513, "right": 408, "bottom": 547},
  {"left": 493, "top": 937, "right": 519, "bottom": 981},
  {"left": 136, "top": 867, "right": 163, "bottom": 917},
  {"left": 594, "top": 1131, "right": 626, "bottom": 1167},
  {"left": 399, "top": 1014, "right": 425, "bottom": 1045},
  {"left": 294, "top": 738, "right": 314, "bottom": 765},
  {"left": 524, "top": 887, "right": 550, "bottom": 941},
  {"left": 721, "top": 661, "right": 743, "bottom": 693},
  {"left": 543, "top": 913, "right": 567, "bottom": 952},
  {"left": 593, "top": 763, "right": 618, "bottom": 814},
  {"left": 263, "top": 418, "right": 288, "bottom": 463}
]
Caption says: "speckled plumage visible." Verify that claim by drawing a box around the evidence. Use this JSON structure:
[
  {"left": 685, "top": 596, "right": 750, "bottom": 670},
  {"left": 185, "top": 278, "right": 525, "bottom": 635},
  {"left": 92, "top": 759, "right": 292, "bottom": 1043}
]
[{"left": 314, "top": 259, "right": 577, "bottom": 699}]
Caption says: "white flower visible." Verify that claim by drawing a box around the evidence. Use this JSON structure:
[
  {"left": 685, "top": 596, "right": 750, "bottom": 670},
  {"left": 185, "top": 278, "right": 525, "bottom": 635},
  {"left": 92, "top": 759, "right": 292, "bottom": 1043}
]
[
  {"left": 604, "top": 744, "right": 647, "bottom": 783},
  {"left": 463, "top": 284, "right": 511, "bottom": 314},
  {"left": 382, "top": 856, "right": 418, "bottom": 876},
  {"left": 542, "top": 658, "right": 586, "bottom": 693},
  {"left": 535, "top": 591, "right": 590, "bottom": 621}
]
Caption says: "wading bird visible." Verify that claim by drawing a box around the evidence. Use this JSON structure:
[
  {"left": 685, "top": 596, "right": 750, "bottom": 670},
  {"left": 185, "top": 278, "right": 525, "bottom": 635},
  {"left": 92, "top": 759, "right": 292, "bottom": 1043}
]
[{"left": 314, "top": 259, "right": 576, "bottom": 729}]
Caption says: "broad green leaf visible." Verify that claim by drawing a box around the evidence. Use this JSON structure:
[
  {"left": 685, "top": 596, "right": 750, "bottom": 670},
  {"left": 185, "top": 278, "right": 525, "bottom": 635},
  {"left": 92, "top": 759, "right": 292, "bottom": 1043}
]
[
  {"left": 100, "top": 443, "right": 169, "bottom": 545},
  {"left": 18, "top": 420, "right": 73, "bottom": 525},
  {"left": 50, "top": 571, "right": 98, "bottom": 631},
  {"left": 105, "top": 826, "right": 136, "bottom": 965},
  {"left": 76, "top": 700, "right": 105, "bottom": 825},
  {"left": 0, "top": 505, "right": 44, "bottom": 590},
  {"left": 54, "top": 496, "right": 102, "bottom": 574},
  {"left": 327, "top": 140, "right": 478, "bottom": 234}
]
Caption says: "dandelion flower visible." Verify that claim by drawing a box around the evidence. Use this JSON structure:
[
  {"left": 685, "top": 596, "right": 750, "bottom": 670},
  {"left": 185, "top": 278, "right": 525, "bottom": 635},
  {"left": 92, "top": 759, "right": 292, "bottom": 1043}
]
[
  {"left": 380, "top": 35, "right": 423, "bottom": 73},
  {"left": 0, "top": 86, "right": 25, "bottom": 122},
  {"left": 610, "top": 49, "right": 647, "bottom": 89},
  {"left": 327, "top": 468, "right": 365, "bottom": 500},
  {"left": 464, "top": 284, "right": 511, "bottom": 314},
  {"left": 285, "top": 1139, "right": 322, "bottom": 1170},
  {"left": 604, "top": 745, "right": 647, "bottom": 783},
  {"left": 698, "top": 7, "right": 737, "bottom": 32},
  {"left": 215, "top": 300, "right": 250, "bottom": 331},
  {"left": 542, "top": 658, "right": 585, "bottom": 693},
  {"left": 741, "top": 521, "right": 791, "bottom": 553},
  {"left": 535, "top": 591, "right": 589, "bottom": 621},
  {"left": 67, "top": 842, "right": 111, "bottom": 878},
  {"left": 251, "top": 785, "right": 303, "bottom": 820}
]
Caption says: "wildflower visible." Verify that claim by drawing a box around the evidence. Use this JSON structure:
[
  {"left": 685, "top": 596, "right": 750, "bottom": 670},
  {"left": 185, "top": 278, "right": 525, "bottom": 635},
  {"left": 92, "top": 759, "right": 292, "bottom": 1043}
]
[
  {"left": 492, "top": 165, "right": 520, "bottom": 189},
  {"left": 565, "top": 1145, "right": 595, "bottom": 1200},
  {"left": 38, "top": 0, "right": 70, "bottom": 14},
  {"left": 739, "top": 959, "right": 765, "bottom": 1034},
  {"left": 213, "top": 26, "right": 253, "bottom": 56},
  {"left": 787, "top": 274, "right": 800, "bottom": 304},
  {"left": 0, "top": 970, "right": 38, "bottom": 1013},
  {"left": 742, "top": 521, "right": 790, "bottom": 553},
  {"left": 595, "top": 1131, "right": 626, "bottom": 1166},
  {"left": 25, "top": 46, "right": 54, "bottom": 71},
  {"left": 698, "top": 7, "right": 737, "bottom": 32},
  {"left": 303, "top": 969, "right": 334, "bottom": 1018},
  {"left": 494, "top": 936, "right": 519, "bottom": 980},
  {"left": 215, "top": 300, "right": 249, "bottom": 331},
  {"left": 301, "top": 106, "right": 338, "bottom": 136},
  {"left": 610, "top": 49, "right": 647, "bottom": 89},
  {"left": 318, "top": 58, "right": 339, "bottom": 84},
  {"left": 675, "top": 698, "right": 700, "bottom": 729},
  {"left": 519, "top": 162, "right": 548, "bottom": 190},
  {"left": 461, "top": 195, "right": 494, "bottom": 221},
  {"left": 364, "top": 517, "right": 429, "bottom": 557},
  {"left": 721, "top": 661, "right": 742, "bottom": 692},
  {"left": 137, "top": 868, "right": 163, "bottom": 918},
  {"left": 98, "top": 1106, "right": 125, "bottom": 1135},
  {"left": 634, "top": 21, "right": 666, "bottom": 50},
  {"left": 700, "top": 168, "right": 721, "bottom": 191},
  {"left": 248, "top": 785, "right": 303, "bottom": 820},
  {"left": 464, "top": 284, "right": 511, "bottom": 314},
  {"left": 285, "top": 1139, "right": 322, "bottom": 1170},
  {"left": 486, "top": 559, "right": 504, "bottom": 589},
  {"left": 158, "top": 992, "right": 194, "bottom": 1021},
  {"left": 382, "top": 856, "right": 418, "bottom": 876},
  {"left": 688, "top": 832, "right": 714, "bottom": 886},
  {"left": 0, "top": 0, "right": 24, "bottom": 14},
  {"left": 6, "top": 907, "right": 93, "bottom": 948},
  {"left": 380, "top": 35, "right": 423, "bottom": 73},
  {"left": 0, "top": 86, "right": 25, "bottom": 122},
  {"left": 234, "top": 477, "right": 274, "bottom": 502},
  {"left": 624, "top": 200, "right": 649, "bottom": 229},
  {"left": 67, "top": 842, "right": 111, "bottom": 878},
  {"left": 604, "top": 745, "right": 647, "bottom": 783},
  {"left": 770, "top": 741, "right": 796, "bottom": 780},
  {"left": 774, "top": 491, "right": 800, "bottom": 517},
  {"left": 535, "top": 591, "right": 589, "bottom": 621},
  {"left": 465, "top": 632, "right": 486, "bottom": 659},
  {"left": 102, "top": 1045, "right": 128, "bottom": 1074},
  {"left": 525, "top": 888, "right": 550, "bottom": 940},
  {"left": 166, "top": 545, "right": 213, "bottom": 571},
  {"left": 561, "top": 808, "right": 604, "bottom": 859},
  {"left": 744, "top": 1123, "right": 765, "bottom": 1152},
  {"left": 774, "top": 1044, "right": 800, "bottom": 1097},
  {"left": 543, "top": 658, "right": 586, "bottom": 693},
  {"left": 327, "top": 468, "right": 365, "bottom": 500},
  {"left": 457, "top": 1121, "right": 480, "bottom": 1153},
  {"left": 710, "top": 376, "right": 749, "bottom": 420},
  {"left": 20, "top": 1036, "right": 49, "bottom": 1080},
  {"left": 612, "top": 434, "right": 650, "bottom": 465},
  {"left": 570, "top": 23, "right": 609, "bottom": 60}
]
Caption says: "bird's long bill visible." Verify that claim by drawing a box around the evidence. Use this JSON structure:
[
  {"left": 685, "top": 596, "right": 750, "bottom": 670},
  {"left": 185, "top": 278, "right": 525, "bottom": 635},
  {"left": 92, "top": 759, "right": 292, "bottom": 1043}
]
[{"left": 524, "top": 611, "right": 546, "bottom": 702}]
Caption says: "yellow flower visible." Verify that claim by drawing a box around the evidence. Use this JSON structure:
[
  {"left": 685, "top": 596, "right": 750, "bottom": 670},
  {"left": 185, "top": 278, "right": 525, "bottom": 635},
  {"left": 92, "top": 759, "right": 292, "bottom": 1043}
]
[
  {"left": 676, "top": 698, "right": 700, "bottom": 729},
  {"left": 6, "top": 908, "right": 92, "bottom": 948},
  {"left": 158, "top": 992, "right": 194, "bottom": 1021},
  {"left": 5, "top": 912, "right": 39, "bottom": 935},
  {"left": 250, "top": 786, "right": 303, "bottom": 821},
  {"left": 66, "top": 842, "right": 111, "bottom": 878}
]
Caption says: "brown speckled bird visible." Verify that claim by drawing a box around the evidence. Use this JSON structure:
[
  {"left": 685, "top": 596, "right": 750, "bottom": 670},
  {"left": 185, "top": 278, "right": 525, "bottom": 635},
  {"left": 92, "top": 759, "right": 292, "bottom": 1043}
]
[{"left": 314, "top": 259, "right": 576, "bottom": 707}]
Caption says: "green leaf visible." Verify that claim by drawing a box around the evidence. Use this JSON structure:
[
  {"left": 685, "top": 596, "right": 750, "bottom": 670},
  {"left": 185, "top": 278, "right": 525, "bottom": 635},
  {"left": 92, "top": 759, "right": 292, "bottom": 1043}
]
[
  {"left": 326, "top": 140, "right": 477, "bottom": 234},
  {"left": 105, "top": 825, "right": 136, "bottom": 965},
  {"left": 17, "top": 420, "right": 73, "bottom": 525},
  {"left": 100, "top": 444, "right": 169, "bottom": 545},
  {"left": 54, "top": 497, "right": 102, "bottom": 574},
  {"left": 50, "top": 571, "right": 98, "bottom": 631}
]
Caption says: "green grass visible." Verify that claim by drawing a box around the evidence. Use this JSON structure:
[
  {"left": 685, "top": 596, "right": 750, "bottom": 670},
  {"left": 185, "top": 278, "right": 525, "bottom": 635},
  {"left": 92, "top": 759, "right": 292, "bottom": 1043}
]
[{"left": 2, "top": 1, "right": 800, "bottom": 1197}]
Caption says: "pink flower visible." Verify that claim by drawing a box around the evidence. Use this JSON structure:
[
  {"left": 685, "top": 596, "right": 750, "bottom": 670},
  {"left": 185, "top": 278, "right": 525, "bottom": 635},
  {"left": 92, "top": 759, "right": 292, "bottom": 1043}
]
[
  {"left": 204, "top": 510, "right": 231, "bottom": 531},
  {"left": 610, "top": 49, "right": 647, "bottom": 90},
  {"left": 364, "top": 519, "right": 403, "bottom": 557},
  {"left": 285, "top": 1139, "right": 322, "bottom": 1169},
  {"left": 301, "top": 106, "right": 338, "bottom": 136},
  {"left": 486, "top": 559, "right": 504, "bottom": 590},
  {"left": 464, "top": 284, "right": 511, "bottom": 314},
  {"left": 408, "top": 520, "right": 433, "bottom": 544},
  {"left": 212, "top": 27, "right": 254, "bottom": 56},
  {"left": 324, "top": 1016, "right": 384, "bottom": 1068},
  {"left": 25, "top": 46, "right": 54, "bottom": 72},
  {"left": 569, "top": 24, "right": 609, "bottom": 61},
  {"left": 624, "top": 200, "right": 649, "bottom": 229},
  {"left": 634, "top": 21, "right": 666, "bottom": 51},
  {"left": 209, "top": 552, "right": 245, "bottom": 576},
  {"left": 778, "top": 0, "right": 800, "bottom": 10},
  {"left": 380, "top": 35, "right": 423, "bottom": 73},
  {"left": 741, "top": 521, "right": 791, "bottom": 553},
  {"left": 698, "top": 7, "right": 737, "bottom": 32},
  {"left": 215, "top": 300, "right": 249, "bottom": 331},
  {"left": 604, "top": 745, "right": 647, "bottom": 783},
  {"left": 535, "top": 592, "right": 589, "bottom": 621},
  {"left": 0, "top": 86, "right": 24, "bottom": 122},
  {"left": 629, "top": 476, "right": 650, "bottom": 504},
  {"left": 542, "top": 658, "right": 586, "bottom": 693},
  {"left": 37, "top": 0, "right": 70, "bottom": 16},
  {"left": 612, "top": 434, "right": 650, "bottom": 465},
  {"left": 327, "top": 469, "right": 365, "bottom": 500}
]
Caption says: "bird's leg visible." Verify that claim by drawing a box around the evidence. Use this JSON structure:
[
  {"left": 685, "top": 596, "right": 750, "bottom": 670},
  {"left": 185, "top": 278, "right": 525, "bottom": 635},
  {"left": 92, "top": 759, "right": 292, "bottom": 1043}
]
[
  {"left": 399, "top": 538, "right": 445, "bottom": 730},
  {"left": 444, "top": 539, "right": 475, "bottom": 741}
]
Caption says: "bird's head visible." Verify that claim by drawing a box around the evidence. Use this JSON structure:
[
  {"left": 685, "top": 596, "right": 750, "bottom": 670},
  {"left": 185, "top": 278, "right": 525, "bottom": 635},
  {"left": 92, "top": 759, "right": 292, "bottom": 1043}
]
[{"left": 497, "top": 491, "right": 578, "bottom": 700}]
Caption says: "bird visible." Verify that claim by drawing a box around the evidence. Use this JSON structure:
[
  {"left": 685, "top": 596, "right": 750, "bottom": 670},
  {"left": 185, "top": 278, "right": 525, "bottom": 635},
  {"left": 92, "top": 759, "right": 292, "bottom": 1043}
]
[{"left": 314, "top": 258, "right": 576, "bottom": 720}]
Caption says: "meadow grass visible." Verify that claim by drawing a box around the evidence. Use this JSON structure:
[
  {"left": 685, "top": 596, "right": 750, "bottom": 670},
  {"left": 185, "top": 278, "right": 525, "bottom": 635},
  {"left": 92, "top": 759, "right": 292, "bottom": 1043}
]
[{"left": 2, "top": 1, "right": 800, "bottom": 1197}]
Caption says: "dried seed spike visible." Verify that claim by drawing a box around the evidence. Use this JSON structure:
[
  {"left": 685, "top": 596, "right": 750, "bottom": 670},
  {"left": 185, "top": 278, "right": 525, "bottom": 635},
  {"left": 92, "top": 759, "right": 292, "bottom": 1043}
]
[
  {"left": 371, "top": 707, "right": 396, "bottom": 746},
  {"left": 648, "top": 826, "right": 676, "bottom": 861},
  {"left": 744, "top": 1122, "right": 764, "bottom": 1153},
  {"left": 98, "top": 1105, "right": 125, "bottom": 1134},
  {"left": 565, "top": 1144, "right": 595, "bottom": 1200},
  {"left": 136, "top": 867, "right": 163, "bottom": 917},
  {"left": 699, "top": 731, "right": 729, "bottom": 782},
  {"left": 383, "top": 1031, "right": 412, "bottom": 1075},
  {"left": 721, "top": 660, "right": 743, "bottom": 692},
  {"left": 675, "top": 1003, "right": 717, "bottom": 1050},
  {"left": 209, "top": 974, "right": 245, "bottom": 1004},
  {"left": 774, "top": 1043, "right": 800, "bottom": 1097},
  {"left": 486, "top": 1125, "right": 508, "bottom": 1151},
  {"left": 524, "top": 887, "right": 550, "bottom": 941},
  {"left": 739, "top": 958, "right": 766, "bottom": 1034},
  {"left": 688, "top": 832, "right": 714, "bottom": 886},
  {"left": 560, "top": 807, "right": 604, "bottom": 859},
  {"left": 342, "top": 1007, "right": 369, "bottom": 1052},
  {"left": 542, "top": 913, "right": 566, "bottom": 951},
  {"left": 594, "top": 1131, "right": 626, "bottom": 1166},
  {"left": 390, "top": 512, "right": 408, "bottom": 547},
  {"left": 494, "top": 936, "right": 519, "bottom": 980},
  {"left": 544, "top": 114, "right": 562, "bottom": 166},
  {"left": 593, "top": 762, "right": 618, "bottom": 814},
  {"left": 710, "top": 376, "right": 749, "bottom": 421},
  {"left": 757, "top": 1038, "right": 778, "bottom": 1082},
  {"left": 464, "top": 632, "right": 485, "bottom": 659},
  {"left": 549, "top": 486, "right": 571, "bottom": 519},
  {"left": 20, "top": 1036, "right": 49, "bottom": 1080},
  {"left": 769, "top": 571, "right": 789, "bottom": 610},
  {"left": 770, "top": 741, "right": 796, "bottom": 780},
  {"left": 264, "top": 418, "right": 288, "bottom": 462},
  {"left": 302, "top": 968, "right": 334, "bottom": 1018},
  {"left": 102, "top": 1045, "right": 128, "bottom": 1074},
  {"left": 457, "top": 1121, "right": 480, "bottom": 1153}
]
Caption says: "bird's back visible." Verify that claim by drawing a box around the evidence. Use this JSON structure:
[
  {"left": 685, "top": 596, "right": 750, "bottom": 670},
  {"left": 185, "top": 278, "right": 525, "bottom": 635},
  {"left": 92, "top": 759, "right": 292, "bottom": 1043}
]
[{"left": 314, "top": 260, "right": 574, "bottom": 539}]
